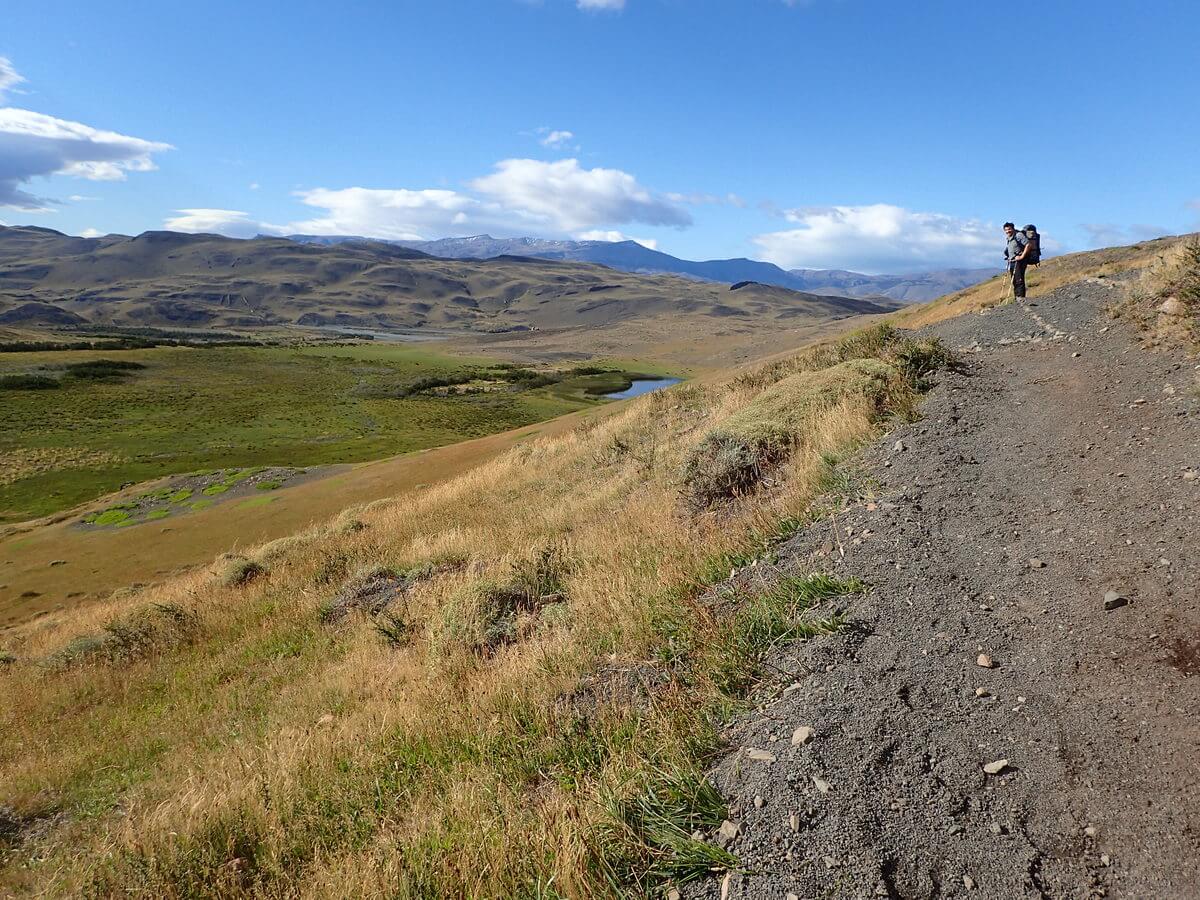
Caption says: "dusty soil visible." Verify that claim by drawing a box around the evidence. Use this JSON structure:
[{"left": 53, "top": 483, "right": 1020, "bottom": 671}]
[{"left": 689, "top": 278, "right": 1200, "bottom": 899}]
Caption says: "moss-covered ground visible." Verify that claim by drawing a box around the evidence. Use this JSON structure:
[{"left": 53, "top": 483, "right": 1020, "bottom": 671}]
[{"left": 0, "top": 343, "right": 658, "bottom": 522}]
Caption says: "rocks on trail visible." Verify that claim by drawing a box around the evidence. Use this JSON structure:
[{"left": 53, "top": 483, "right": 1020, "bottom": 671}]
[{"left": 1104, "top": 590, "right": 1131, "bottom": 611}]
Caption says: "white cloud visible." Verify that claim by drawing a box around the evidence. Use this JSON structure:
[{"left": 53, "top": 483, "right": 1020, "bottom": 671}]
[
  {"left": 249, "top": 181, "right": 261, "bottom": 191},
  {"left": 0, "top": 58, "right": 25, "bottom": 103},
  {"left": 540, "top": 129, "right": 574, "bottom": 148},
  {"left": 577, "top": 0, "right": 624, "bottom": 10},
  {"left": 79, "top": 227, "right": 103, "bottom": 238},
  {"left": 167, "top": 158, "right": 690, "bottom": 243},
  {"left": 0, "top": 107, "right": 171, "bottom": 209},
  {"left": 754, "top": 203, "right": 1000, "bottom": 273},
  {"left": 576, "top": 229, "right": 658, "bottom": 249},
  {"left": 283, "top": 187, "right": 509, "bottom": 240},
  {"left": 471, "top": 157, "right": 690, "bottom": 231},
  {"left": 164, "top": 208, "right": 263, "bottom": 238}
]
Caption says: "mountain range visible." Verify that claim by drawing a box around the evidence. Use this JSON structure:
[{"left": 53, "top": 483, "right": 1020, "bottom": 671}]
[
  {"left": 0, "top": 227, "right": 901, "bottom": 352},
  {"left": 286, "top": 233, "right": 999, "bottom": 302}
]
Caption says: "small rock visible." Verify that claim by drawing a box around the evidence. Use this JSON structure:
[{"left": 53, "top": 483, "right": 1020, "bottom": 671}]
[
  {"left": 1103, "top": 591, "right": 1130, "bottom": 611},
  {"left": 1184, "top": 470, "right": 1197, "bottom": 482},
  {"left": 747, "top": 748, "right": 776, "bottom": 763},
  {"left": 823, "top": 855, "right": 839, "bottom": 869},
  {"left": 717, "top": 820, "right": 740, "bottom": 845},
  {"left": 893, "top": 440, "right": 906, "bottom": 452},
  {"left": 667, "top": 890, "right": 681, "bottom": 900},
  {"left": 789, "top": 812, "right": 799, "bottom": 831},
  {"left": 976, "top": 653, "right": 996, "bottom": 669},
  {"left": 1160, "top": 296, "right": 1186, "bottom": 316},
  {"left": 791, "top": 725, "right": 814, "bottom": 746},
  {"left": 1085, "top": 825, "right": 1096, "bottom": 838},
  {"left": 720, "top": 871, "right": 732, "bottom": 900},
  {"left": 963, "top": 874, "right": 977, "bottom": 890},
  {"left": 1072, "top": 351, "right": 1081, "bottom": 358},
  {"left": 787, "top": 894, "right": 799, "bottom": 900},
  {"left": 316, "top": 713, "right": 334, "bottom": 726},
  {"left": 812, "top": 776, "right": 832, "bottom": 794},
  {"left": 753, "top": 795, "right": 764, "bottom": 809},
  {"left": 975, "top": 687, "right": 990, "bottom": 697},
  {"left": 982, "top": 758, "right": 1009, "bottom": 775},
  {"left": 1100, "top": 854, "right": 1111, "bottom": 867},
  {"left": 49, "top": 559, "right": 67, "bottom": 567},
  {"left": 1029, "top": 557, "right": 1045, "bottom": 569}
]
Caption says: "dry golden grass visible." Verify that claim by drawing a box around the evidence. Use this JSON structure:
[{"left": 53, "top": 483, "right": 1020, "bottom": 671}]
[
  {"left": 0, "top": 324, "right": 939, "bottom": 898},
  {"left": 1108, "top": 235, "right": 1200, "bottom": 349}
]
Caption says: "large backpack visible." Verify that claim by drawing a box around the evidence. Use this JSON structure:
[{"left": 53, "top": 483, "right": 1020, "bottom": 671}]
[{"left": 1023, "top": 225, "right": 1041, "bottom": 264}]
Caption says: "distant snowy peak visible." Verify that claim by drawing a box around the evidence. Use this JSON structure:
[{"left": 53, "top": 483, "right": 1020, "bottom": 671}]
[{"left": 283, "top": 233, "right": 999, "bottom": 301}]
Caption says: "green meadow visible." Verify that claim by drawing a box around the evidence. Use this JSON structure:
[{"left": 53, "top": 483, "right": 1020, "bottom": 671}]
[{"left": 0, "top": 342, "right": 651, "bottom": 522}]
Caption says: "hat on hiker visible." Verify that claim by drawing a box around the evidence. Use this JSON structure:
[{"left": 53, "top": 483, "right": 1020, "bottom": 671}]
[{"left": 1023, "top": 224, "right": 1038, "bottom": 233}]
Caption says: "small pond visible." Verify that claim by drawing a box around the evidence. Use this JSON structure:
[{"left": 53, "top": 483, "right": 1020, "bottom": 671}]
[{"left": 604, "top": 377, "right": 683, "bottom": 400}]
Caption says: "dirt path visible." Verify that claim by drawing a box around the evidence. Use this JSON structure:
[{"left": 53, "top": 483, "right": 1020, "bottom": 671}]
[{"left": 689, "top": 278, "right": 1200, "bottom": 899}]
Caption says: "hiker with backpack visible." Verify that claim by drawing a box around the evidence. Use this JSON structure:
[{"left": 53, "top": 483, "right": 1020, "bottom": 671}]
[{"left": 1003, "top": 222, "right": 1041, "bottom": 299}]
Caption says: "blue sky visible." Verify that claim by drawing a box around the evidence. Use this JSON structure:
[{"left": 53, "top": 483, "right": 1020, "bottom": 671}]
[{"left": 2, "top": 0, "right": 1198, "bottom": 273}]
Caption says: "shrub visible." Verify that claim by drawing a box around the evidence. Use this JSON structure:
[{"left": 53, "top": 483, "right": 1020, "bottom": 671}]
[
  {"left": 219, "top": 557, "right": 267, "bottom": 588},
  {"left": 63, "top": 359, "right": 147, "bottom": 381},
  {"left": 0, "top": 374, "right": 58, "bottom": 390},
  {"left": 682, "top": 433, "right": 778, "bottom": 509},
  {"left": 683, "top": 358, "right": 897, "bottom": 509},
  {"left": 42, "top": 603, "right": 197, "bottom": 670}
]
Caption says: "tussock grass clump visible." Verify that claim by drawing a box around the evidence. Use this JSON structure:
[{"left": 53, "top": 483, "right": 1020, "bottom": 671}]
[
  {"left": 218, "top": 557, "right": 267, "bottom": 587},
  {"left": 590, "top": 767, "right": 737, "bottom": 894},
  {"left": 253, "top": 532, "right": 316, "bottom": 563}
]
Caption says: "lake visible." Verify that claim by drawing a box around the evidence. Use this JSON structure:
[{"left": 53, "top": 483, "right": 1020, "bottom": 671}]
[{"left": 604, "top": 377, "right": 683, "bottom": 400}]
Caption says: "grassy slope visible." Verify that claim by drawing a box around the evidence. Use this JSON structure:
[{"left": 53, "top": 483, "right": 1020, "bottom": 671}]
[
  {"left": 0, "top": 342, "right": 623, "bottom": 522},
  {"left": 0, "top": 322, "right": 944, "bottom": 898},
  {"left": 0, "top": 406, "right": 604, "bottom": 631},
  {"left": 1, "top": 237, "right": 1190, "bottom": 897}
]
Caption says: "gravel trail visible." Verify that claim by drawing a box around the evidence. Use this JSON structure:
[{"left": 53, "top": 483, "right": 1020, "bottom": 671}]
[{"left": 688, "top": 277, "right": 1200, "bottom": 899}]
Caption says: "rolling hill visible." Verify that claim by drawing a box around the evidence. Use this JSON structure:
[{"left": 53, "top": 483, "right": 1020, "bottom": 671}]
[
  {"left": 287, "top": 233, "right": 999, "bottom": 301},
  {"left": 0, "top": 226, "right": 901, "bottom": 346}
]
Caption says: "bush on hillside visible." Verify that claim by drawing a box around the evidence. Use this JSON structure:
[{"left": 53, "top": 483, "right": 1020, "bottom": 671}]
[
  {"left": 63, "top": 359, "right": 147, "bottom": 381},
  {"left": 0, "top": 374, "right": 58, "bottom": 390},
  {"left": 683, "top": 326, "right": 954, "bottom": 509},
  {"left": 42, "top": 603, "right": 197, "bottom": 670}
]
